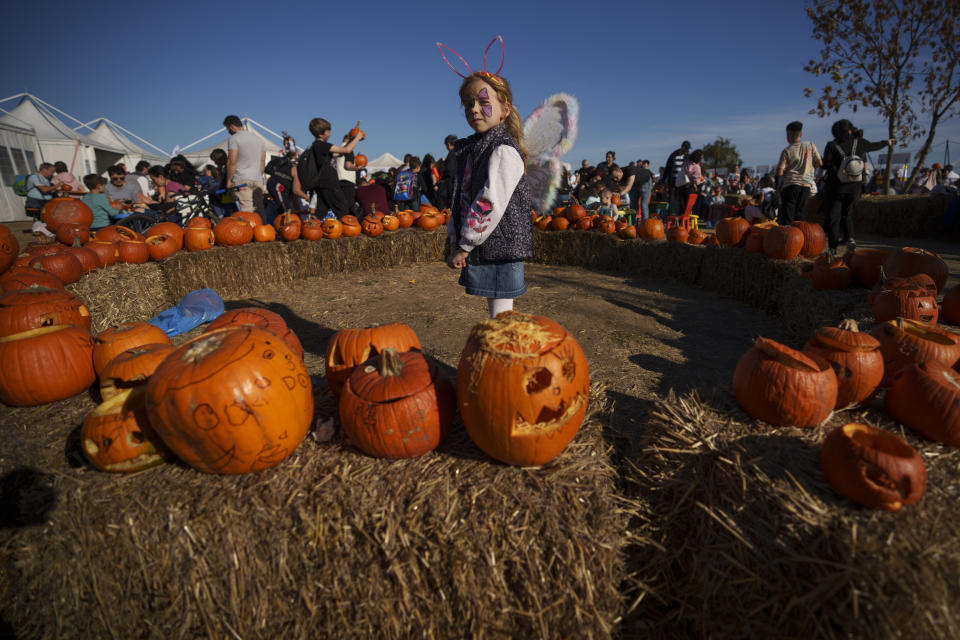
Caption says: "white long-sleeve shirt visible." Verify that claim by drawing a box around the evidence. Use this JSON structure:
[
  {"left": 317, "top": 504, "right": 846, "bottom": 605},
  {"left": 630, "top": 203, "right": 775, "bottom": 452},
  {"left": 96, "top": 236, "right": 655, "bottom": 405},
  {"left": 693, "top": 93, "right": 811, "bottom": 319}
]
[{"left": 447, "top": 145, "right": 525, "bottom": 252}]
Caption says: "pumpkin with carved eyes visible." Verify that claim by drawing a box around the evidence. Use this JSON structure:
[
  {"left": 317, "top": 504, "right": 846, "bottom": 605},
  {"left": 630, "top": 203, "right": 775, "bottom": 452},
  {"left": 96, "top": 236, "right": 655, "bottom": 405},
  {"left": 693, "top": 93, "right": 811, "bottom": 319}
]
[
  {"left": 82, "top": 388, "right": 171, "bottom": 472},
  {"left": 145, "top": 326, "right": 313, "bottom": 474},
  {"left": 457, "top": 311, "right": 590, "bottom": 466}
]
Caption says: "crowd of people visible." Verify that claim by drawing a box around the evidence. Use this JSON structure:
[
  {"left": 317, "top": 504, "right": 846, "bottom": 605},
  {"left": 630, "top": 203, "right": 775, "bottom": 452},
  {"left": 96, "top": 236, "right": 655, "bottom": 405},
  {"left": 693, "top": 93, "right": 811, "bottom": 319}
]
[{"left": 20, "top": 114, "right": 958, "bottom": 256}]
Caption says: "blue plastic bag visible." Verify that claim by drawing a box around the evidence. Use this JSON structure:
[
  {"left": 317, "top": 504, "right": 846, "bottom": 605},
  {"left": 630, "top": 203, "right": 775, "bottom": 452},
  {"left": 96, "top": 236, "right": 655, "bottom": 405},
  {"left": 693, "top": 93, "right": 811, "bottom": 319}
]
[{"left": 148, "top": 288, "right": 225, "bottom": 337}]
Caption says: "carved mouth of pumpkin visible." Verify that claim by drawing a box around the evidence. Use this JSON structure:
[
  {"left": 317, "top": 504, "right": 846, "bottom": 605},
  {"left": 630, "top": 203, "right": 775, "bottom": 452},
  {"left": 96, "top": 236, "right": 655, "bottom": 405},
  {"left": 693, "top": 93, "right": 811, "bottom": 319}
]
[{"left": 512, "top": 392, "right": 585, "bottom": 435}]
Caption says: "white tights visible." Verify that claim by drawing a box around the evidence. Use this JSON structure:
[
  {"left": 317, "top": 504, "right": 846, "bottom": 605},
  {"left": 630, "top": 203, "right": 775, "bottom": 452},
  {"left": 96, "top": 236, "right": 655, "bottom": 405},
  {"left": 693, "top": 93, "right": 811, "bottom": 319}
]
[{"left": 487, "top": 298, "right": 513, "bottom": 319}]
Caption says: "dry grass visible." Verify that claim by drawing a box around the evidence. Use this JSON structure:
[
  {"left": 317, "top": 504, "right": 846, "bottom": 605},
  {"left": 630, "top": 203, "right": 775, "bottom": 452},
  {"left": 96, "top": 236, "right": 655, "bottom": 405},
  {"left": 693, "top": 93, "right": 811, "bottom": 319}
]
[
  {"left": 67, "top": 262, "right": 171, "bottom": 333},
  {"left": 623, "top": 390, "right": 960, "bottom": 639},
  {"left": 160, "top": 242, "right": 292, "bottom": 301},
  {"left": 0, "top": 383, "right": 635, "bottom": 639}
]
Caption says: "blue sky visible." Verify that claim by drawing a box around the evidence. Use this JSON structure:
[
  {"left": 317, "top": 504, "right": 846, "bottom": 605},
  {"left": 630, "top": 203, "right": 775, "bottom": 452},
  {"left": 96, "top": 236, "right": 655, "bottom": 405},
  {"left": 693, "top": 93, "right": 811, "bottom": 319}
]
[{"left": 3, "top": 0, "right": 958, "bottom": 171}]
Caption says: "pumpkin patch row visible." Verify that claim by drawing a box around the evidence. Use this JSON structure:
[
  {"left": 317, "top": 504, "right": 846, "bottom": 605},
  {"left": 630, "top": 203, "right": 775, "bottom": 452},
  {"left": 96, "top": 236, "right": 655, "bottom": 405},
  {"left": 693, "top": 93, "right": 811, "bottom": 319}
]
[{"left": 734, "top": 316, "right": 960, "bottom": 512}]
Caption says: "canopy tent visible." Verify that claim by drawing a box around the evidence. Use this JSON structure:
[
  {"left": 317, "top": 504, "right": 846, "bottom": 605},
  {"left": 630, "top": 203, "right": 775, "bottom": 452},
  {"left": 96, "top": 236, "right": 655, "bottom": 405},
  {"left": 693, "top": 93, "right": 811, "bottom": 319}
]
[
  {"left": 79, "top": 119, "right": 168, "bottom": 169},
  {"left": 180, "top": 118, "right": 285, "bottom": 170},
  {"left": 0, "top": 120, "right": 42, "bottom": 221},
  {"left": 0, "top": 95, "right": 126, "bottom": 179},
  {"left": 365, "top": 152, "right": 403, "bottom": 173}
]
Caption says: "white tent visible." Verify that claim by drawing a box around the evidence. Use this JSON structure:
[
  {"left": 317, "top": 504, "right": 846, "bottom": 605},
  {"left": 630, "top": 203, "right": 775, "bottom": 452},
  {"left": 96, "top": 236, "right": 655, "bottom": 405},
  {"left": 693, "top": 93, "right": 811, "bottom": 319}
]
[
  {"left": 365, "top": 152, "right": 403, "bottom": 172},
  {"left": 0, "top": 120, "right": 42, "bottom": 221},
  {"left": 0, "top": 95, "right": 126, "bottom": 179},
  {"left": 81, "top": 119, "right": 167, "bottom": 169},
  {"left": 180, "top": 118, "right": 285, "bottom": 170}
]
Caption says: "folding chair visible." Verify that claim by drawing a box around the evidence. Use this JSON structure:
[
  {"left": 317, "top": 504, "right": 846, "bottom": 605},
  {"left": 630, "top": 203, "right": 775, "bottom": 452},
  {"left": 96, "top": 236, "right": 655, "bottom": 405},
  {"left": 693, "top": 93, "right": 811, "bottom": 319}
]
[{"left": 667, "top": 193, "right": 699, "bottom": 230}]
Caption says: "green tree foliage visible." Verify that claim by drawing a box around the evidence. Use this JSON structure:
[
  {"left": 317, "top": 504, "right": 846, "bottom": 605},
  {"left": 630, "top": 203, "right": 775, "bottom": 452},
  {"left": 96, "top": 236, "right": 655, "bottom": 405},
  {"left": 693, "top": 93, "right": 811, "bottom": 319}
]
[
  {"left": 803, "top": 0, "right": 938, "bottom": 189},
  {"left": 702, "top": 138, "right": 743, "bottom": 171}
]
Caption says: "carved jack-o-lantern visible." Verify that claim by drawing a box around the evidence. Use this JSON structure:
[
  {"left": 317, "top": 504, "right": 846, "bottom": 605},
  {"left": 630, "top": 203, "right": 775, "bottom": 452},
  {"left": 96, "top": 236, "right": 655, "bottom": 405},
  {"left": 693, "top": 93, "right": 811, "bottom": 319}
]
[
  {"left": 145, "top": 326, "right": 313, "bottom": 474},
  {"left": 457, "top": 311, "right": 590, "bottom": 466},
  {"left": 82, "top": 388, "right": 171, "bottom": 472},
  {"left": 325, "top": 322, "right": 421, "bottom": 396}
]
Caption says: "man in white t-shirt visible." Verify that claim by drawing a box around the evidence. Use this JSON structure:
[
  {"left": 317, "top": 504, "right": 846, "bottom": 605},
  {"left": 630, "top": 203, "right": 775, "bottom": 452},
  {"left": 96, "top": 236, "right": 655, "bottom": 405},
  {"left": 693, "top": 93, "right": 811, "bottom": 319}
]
[
  {"left": 224, "top": 114, "right": 265, "bottom": 214},
  {"left": 776, "top": 120, "right": 822, "bottom": 224}
]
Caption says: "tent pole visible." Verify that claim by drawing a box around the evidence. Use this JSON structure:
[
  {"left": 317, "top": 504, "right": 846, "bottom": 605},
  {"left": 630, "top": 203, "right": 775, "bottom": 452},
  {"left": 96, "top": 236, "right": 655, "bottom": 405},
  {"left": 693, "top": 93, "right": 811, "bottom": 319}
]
[
  {"left": 0, "top": 93, "right": 27, "bottom": 105},
  {"left": 69, "top": 139, "right": 80, "bottom": 174},
  {"left": 103, "top": 119, "right": 170, "bottom": 157},
  {"left": 178, "top": 127, "right": 227, "bottom": 152}
]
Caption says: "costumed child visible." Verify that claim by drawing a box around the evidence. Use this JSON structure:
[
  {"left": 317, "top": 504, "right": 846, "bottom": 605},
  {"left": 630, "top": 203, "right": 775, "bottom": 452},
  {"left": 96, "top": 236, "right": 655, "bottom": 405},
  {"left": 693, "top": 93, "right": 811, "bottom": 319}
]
[{"left": 446, "top": 70, "right": 533, "bottom": 319}]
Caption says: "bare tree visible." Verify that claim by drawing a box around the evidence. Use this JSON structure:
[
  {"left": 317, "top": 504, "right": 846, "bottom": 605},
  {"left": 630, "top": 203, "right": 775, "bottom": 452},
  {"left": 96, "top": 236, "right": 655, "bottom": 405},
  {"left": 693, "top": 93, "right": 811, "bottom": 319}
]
[
  {"left": 803, "top": 0, "right": 936, "bottom": 190},
  {"left": 903, "top": 6, "right": 960, "bottom": 192}
]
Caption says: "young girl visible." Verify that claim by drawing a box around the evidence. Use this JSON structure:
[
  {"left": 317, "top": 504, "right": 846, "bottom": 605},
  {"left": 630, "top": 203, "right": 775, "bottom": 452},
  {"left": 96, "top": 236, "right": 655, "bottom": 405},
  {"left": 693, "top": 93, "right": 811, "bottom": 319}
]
[
  {"left": 447, "top": 71, "right": 533, "bottom": 319},
  {"left": 597, "top": 189, "right": 619, "bottom": 218}
]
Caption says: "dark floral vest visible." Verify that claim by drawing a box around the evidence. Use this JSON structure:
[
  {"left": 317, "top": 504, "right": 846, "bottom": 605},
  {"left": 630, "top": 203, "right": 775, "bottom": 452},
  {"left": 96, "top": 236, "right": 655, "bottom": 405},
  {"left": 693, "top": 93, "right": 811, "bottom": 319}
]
[{"left": 452, "top": 124, "right": 532, "bottom": 263}]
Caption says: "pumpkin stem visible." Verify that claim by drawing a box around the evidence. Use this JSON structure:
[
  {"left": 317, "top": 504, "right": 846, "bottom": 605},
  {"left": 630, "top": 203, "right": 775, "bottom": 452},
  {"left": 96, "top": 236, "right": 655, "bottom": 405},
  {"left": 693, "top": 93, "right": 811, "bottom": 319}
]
[
  {"left": 379, "top": 347, "right": 405, "bottom": 377},
  {"left": 837, "top": 318, "right": 860, "bottom": 333}
]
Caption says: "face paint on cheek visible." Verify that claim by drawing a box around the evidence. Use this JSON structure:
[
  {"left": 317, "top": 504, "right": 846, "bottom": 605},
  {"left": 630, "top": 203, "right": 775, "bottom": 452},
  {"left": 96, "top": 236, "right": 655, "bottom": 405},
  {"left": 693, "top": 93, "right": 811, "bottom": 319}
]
[{"left": 482, "top": 104, "right": 493, "bottom": 118}]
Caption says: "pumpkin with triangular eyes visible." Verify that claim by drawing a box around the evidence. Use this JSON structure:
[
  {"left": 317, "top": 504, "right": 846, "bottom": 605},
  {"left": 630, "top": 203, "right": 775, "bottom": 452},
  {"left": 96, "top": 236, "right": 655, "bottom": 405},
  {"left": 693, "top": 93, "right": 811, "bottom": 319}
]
[{"left": 457, "top": 311, "right": 590, "bottom": 466}]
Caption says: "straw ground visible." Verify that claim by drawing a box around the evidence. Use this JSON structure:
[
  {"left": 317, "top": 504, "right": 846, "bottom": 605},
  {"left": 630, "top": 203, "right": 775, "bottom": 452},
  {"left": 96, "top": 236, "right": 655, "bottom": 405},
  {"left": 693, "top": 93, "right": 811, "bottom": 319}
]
[{"left": 2, "top": 224, "right": 959, "bottom": 638}]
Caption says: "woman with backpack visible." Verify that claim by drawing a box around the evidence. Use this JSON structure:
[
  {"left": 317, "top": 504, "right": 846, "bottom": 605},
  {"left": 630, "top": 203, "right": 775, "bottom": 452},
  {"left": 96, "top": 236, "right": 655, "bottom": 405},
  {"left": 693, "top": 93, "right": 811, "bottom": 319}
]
[{"left": 821, "top": 119, "right": 893, "bottom": 256}]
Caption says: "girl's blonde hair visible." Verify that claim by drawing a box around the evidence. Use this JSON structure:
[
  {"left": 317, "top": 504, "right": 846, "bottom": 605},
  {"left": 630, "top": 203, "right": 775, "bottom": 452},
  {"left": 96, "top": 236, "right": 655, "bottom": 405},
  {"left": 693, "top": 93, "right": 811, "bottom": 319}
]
[{"left": 459, "top": 72, "right": 525, "bottom": 156}]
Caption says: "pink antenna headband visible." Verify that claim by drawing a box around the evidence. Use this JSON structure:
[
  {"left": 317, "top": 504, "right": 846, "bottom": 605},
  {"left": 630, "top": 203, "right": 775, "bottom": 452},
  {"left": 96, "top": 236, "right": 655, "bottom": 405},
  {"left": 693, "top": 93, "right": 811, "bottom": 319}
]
[{"left": 436, "top": 36, "right": 505, "bottom": 78}]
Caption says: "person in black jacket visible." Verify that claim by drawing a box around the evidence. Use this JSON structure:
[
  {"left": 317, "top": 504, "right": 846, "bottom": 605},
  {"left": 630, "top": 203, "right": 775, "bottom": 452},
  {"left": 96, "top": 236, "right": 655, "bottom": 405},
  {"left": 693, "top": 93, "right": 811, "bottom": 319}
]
[
  {"left": 664, "top": 141, "right": 690, "bottom": 216},
  {"left": 820, "top": 119, "right": 893, "bottom": 255}
]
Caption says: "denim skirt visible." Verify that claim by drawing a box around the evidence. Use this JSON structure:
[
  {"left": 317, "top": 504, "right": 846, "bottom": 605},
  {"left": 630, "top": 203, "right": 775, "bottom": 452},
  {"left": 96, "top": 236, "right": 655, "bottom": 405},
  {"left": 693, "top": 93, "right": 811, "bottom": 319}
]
[{"left": 459, "top": 257, "right": 526, "bottom": 298}]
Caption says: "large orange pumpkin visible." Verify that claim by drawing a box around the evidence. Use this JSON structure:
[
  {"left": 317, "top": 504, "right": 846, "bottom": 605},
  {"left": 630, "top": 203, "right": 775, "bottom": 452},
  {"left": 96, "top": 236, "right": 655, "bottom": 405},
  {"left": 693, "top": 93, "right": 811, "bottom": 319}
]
[
  {"left": 382, "top": 214, "right": 400, "bottom": 231},
  {"left": 0, "top": 286, "right": 91, "bottom": 337},
  {"left": 325, "top": 322, "right": 421, "bottom": 395},
  {"left": 883, "top": 247, "right": 949, "bottom": 292},
  {"left": 82, "top": 388, "right": 171, "bottom": 472},
  {"left": 28, "top": 252, "right": 84, "bottom": 285},
  {"left": 146, "top": 234, "right": 179, "bottom": 261},
  {"left": 806, "top": 255, "right": 851, "bottom": 290},
  {"left": 85, "top": 240, "right": 120, "bottom": 266},
  {"left": 0, "top": 324, "right": 96, "bottom": 406},
  {"left": 275, "top": 213, "right": 302, "bottom": 241},
  {"left": 340, "top": 348, "right": 455, "bottom": 458},
  {"left": 550, "top": 216, "right": 570, "bottom": 231},
  {"left": 321, "top": 218, "right": 343, "bottom": 239},
  {"left": 145, "top": 222, "right": 184, "bottom": 249},
  {"left": 93, "top": 321, "right": 172, "bottom": 375},
  {"left": 886, "top": 361, "right": 960, "bottom": 445},
  {"left": 870, "top": 318, "right": 960, "bottom": 386},
  {"left": 666, "top": 226, "right": 688, "bottom": 243},
  {"left": 803, "top": 319, "right": 883, "bottom": 408},
  {"left": 362, "top": 215, "right": 384, "bottom": 236},
  {"left": 232, "top": 211, "right": 262, "bottom": 227},
  {"left": 214, "top": 217, "right": 254, "bottom": 246},
  {"left": 55, "top": 222, "right": 90, "bottom": 247},
  {"left": 0, "top": 224, "right": 18, "bottom": 274},
  {"left": 793, "top": 221, "right": 826, "bottom": 258},
  {"left": 871, "top": 275, "right": 938, "bottom": 324},
  {"left": 640, "top": 217, "right": 665, "bottom": 240},
  {"left": 847, "top": 248, "right": 892, "bottom": 288},
  {"left": 763, "top": 225, "right": 804, "bottom": 260},
  {"left": 205, "top": 307, "right": 304, "bottom": 359},
  {"left": 117, "top": 239, "right": 149, "bottom": 264},
  {"left": 733, "top": 337, "right": 837, "bottom": 427},
  {"left": 94, "top": 225, "right": 142, "bottom": 243},
  {"left": 301, "top": 216, "right": 324, "bottom": 241},
  {"left": 396, "top": 211, "right": 413, "bottom": 228},
  {"left": 716, "top": 217, "right": 750, "bottom": 246},
  {"left": 64, "top": 245, "right": 100, "bottom": 274},
  {"left": 341, "top": 216, "right": 362, "bottom": 237},
  {"left": 457, "top": 311, "right": 590, "bottom": 466},
  {"left": 41, "top": 198, "right": 93, "bottom": 232},
  {"left": 99, "top": 342, "right": 176, "bottom": 399},
  {"left": 184, "top": 227, "right": 215, "bottom": 252},
  {"left": 820, "top": 423, "right": 925, "bottom": 511},
  {"left": 253, "top": 224, "right": 276, "bottom": 242},
  {"left": 0, "top": 266, "right": 64, "bottom": 292},
  {"left": 145, "top": 326, "right": 313, "bottom": 474}
]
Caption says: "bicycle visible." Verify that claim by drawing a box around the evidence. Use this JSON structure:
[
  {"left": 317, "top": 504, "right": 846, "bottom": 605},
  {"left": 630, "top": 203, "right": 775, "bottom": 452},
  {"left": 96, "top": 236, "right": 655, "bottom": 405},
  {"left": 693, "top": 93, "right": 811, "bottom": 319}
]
[{"left": 112, "top": 183, "right": 247, "bottom": 234}]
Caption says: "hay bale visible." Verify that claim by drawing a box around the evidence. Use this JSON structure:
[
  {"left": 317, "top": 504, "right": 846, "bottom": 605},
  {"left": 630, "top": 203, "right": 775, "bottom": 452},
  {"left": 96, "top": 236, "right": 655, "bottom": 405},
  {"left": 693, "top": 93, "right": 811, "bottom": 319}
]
[
  {"left": 620, "top": 241, "right": 704, "bottom": 285},
  {"left": 160, "top": 242, "right": 292, "bottom": 301},
  {"left": 624, "top": 390, "right": 960, "bottom": 639},
  {"left": 532, "top": 229, "right": 624, "bottom": 271},
  {"left": 775, "top": 273, "right": 872, "bottom": 338},
  {"left": 286, "top": 231, "right": 445, "bottom": 280},
  {"left": 697, "top": 246, "right": 801, "bottom": 313},
  {"left": 0, "top": 384, "right": 632, "bottom": 639},
  {"left": 68, "top": 262, "right": 171, "bottom": 332}
]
